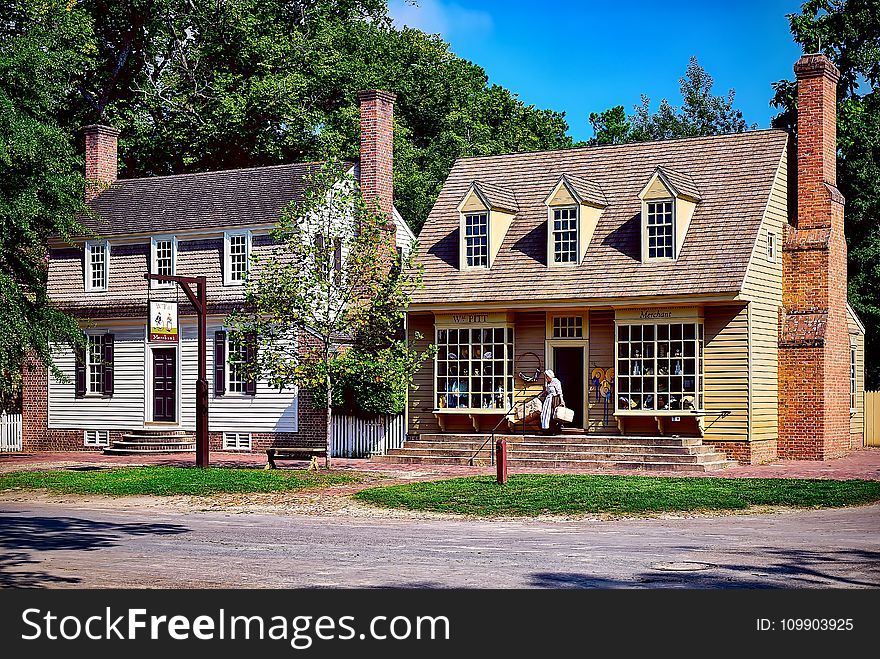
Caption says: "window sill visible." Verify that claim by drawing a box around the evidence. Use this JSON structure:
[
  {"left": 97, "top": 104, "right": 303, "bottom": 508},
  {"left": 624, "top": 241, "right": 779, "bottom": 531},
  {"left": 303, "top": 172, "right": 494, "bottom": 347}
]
[{"left": 614, "top": 410, "right": 702, "bottom": 416}]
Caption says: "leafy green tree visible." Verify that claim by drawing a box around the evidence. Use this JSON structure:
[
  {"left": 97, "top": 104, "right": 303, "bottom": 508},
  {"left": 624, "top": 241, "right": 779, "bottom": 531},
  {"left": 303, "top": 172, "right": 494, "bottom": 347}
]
[
  {"left": 227, "top": 163, "right": 430, "bottom": 467},
  {"left": 590, "top": 57, "right": 755, "bottom": 144},
  {"left": 0, "top": 1, "right": 95, "bottom": 411},
  {"left": 771, "top": 0, "right": 880, "bottom": 388}
]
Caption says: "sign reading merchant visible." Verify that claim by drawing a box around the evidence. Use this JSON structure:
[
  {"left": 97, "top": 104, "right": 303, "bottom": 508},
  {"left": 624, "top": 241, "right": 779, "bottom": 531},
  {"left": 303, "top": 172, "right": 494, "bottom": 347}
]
[
  {"left": 149, "top": 300, "right": 179, "bottom": 343},
  {"left": 615, "top": 306, "right": 702, "bottom": 322}
]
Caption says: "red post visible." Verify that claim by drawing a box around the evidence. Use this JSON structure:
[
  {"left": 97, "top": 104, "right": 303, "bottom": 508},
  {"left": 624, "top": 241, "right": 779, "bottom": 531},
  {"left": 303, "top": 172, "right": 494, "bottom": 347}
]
[{"left": 496, "top": 438, "right": 508, "bottom": 485}]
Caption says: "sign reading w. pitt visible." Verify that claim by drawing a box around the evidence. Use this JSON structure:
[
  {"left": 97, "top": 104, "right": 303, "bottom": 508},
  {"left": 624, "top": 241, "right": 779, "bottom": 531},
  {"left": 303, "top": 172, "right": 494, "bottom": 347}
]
[
  {"left": 149, "top": 300, "right": 179, "bottom": 343},
  {"left": 435, "top": 311, "right": 513, "bottom": 326}
]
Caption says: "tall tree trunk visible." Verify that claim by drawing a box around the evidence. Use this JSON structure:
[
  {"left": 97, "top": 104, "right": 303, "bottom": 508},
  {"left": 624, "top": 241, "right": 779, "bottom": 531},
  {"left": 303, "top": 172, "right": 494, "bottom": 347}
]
[{"left": 325, "top": 357, "right": 332, "bottom": 469}]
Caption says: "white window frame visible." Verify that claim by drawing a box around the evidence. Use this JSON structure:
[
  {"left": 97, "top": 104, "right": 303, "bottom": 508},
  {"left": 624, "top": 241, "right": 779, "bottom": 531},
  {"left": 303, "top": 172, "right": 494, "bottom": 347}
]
[
  {"left": 434, "top": 325, "right": 515, "bottom": 411},
  {"left": 224, "top": 230, "right": 252, "bottom": 286},
  {"left": 644, "top": 199, "right": 675, "bottom": 261},
  {"left": 767, "top": 231, "right": 777, "bottom": 263},
  {"left": 84, "top": 240, "right": 110, "bottom": 292},
  {"left": 552, "top": 315, "right": 584, "bottom": 339},
  {"left": 549, "top": 206, "right": 579, "bottom": 266},
  {"left": 86, "top": 333, "right": 106, "bottom": 396},
  {"left": 83, "top": 429, "right": 110, "bottom": 447},
  {"left": 462, "top": 213, "right": 489, "bottom": 269},
  {"left": 223, "top": 432, "right": 252, "bottom": 450},
  {"left": 150, "top": 236, "right": 177, "bottom": 288},
  {"left": 226, "top": 334, "right": 247, "bottom": 395}
]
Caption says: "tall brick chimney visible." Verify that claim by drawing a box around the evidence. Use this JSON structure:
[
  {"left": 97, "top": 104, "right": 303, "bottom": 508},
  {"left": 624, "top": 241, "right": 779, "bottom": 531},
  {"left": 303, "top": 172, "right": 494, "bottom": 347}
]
[
  {"left": 357, "top": 90, "right": 395, "bottom": 222},
  {"left": 84, "top": 124, "right": 119, "bottom": 201},
  {"left": 778, "top": 53, "right": 850, "bottom": 459}
]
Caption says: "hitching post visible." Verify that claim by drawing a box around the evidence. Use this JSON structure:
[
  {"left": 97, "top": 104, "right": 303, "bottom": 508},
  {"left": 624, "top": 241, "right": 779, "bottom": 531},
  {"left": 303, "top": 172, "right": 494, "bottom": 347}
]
[
  {"left": 144, "top": 273, "right": 209, "bottom": 468},
  {"left": 496, "top": 438, "right": 508, "bottom": 485}
]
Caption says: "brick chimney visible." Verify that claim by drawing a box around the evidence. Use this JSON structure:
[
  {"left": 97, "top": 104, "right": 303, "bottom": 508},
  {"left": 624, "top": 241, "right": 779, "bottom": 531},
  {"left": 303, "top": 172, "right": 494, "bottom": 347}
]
[
  {"left": 357, "top": 90, "right": 395, "bottom": 223},
  {"left": 84, "top": 124, "right": 119, "bottom": 201},
  {"left": 778, "top": 53, "right": 850, "bottom": 459}
]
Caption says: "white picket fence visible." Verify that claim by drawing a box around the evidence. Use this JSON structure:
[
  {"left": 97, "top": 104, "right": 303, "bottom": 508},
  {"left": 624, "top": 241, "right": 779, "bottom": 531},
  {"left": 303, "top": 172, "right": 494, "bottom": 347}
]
[
  {"left": 331, "top": 413, "right": 406, "bottom": 458},
  {"left": 0, "top": 412, "right": 22, "bottom": 452}
]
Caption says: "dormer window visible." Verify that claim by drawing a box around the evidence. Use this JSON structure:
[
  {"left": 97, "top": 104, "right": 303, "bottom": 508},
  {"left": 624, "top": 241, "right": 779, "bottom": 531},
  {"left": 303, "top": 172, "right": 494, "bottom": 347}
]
[
  {"left": 551, "top": 207, "right": 578, "bottom": 264},
  {"left": 544, "top": 174, "right": 607, "bottom": 267},
  {"left": 85, "top": 240, "right": 109, "bottom": 292},
  {"left": 457, "top": 182, "right": 518, "bottom": 271},
  {"left": 638, "top": 167, "right": 701, "bottom": 263},
  {"left": 464, "top": 212, "right": 489, "bottom": 268},
  {"left": 646, "top": 200, "right": 674, "bottom": 259},
  {"left": 150, "top": 236, "right": 177, "bottom": 288}
]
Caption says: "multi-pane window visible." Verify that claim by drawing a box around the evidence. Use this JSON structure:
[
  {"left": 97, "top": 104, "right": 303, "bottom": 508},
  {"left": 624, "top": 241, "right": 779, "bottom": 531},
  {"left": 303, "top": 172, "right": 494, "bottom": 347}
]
[
  {"left": 435, "top": 327, "right": 514, "bottom": 410},
  {"left": 616, "top": 322, "right": 704, "bottom": 412},
  {"left": 646, "top": 201, "right": 674, "bottom": 259},
  {"left": 552, "top": 316, "right": 583, "bottom": 339},
  {"left": 227, "top": 336, "right": 246, "bottom": 394},
  {"left": 151, "top": 237, "right": 175, "bottom": 287},
  {"left": 87, "top": 334, "right": 106, "bottom": 394},
  {"left": 552, "top": 207, "right": 578, "bottom": 264},
  {"left": 767, "top": 231, "right": 777, "bottom": 263},
  {"left": 224, "top": 231, "right": 251, "bottom": 285},
  {"left": 464, "top": 213, "right": 489, "bottom": 268},
  {"left": 86, "top": 241, "right": 108, "bottom": 291},
  {"left": 851, "top": 344, "right": 857, "bottom": 410}
]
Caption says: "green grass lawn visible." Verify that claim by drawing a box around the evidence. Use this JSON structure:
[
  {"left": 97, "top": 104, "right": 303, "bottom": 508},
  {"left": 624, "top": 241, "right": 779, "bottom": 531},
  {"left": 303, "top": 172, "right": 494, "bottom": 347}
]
[
  {"left": 352, "top": 474, "right": 880, "bottom": 517},
  {"left": 0, "top": 466, "right": 361, "bottom": 496}
]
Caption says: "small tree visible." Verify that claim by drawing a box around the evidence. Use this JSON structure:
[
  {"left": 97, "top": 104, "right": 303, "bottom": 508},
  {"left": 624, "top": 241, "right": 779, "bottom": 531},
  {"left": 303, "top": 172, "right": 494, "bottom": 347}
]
[{"left": 227, "top": 163, "right": 429, "bottom": 467}]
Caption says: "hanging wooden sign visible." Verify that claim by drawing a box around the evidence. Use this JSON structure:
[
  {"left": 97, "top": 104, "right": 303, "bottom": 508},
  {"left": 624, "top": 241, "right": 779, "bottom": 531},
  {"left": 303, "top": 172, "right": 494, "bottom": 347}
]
[{"left": 149, "top": 300, "right": 179, "bottom": 343}]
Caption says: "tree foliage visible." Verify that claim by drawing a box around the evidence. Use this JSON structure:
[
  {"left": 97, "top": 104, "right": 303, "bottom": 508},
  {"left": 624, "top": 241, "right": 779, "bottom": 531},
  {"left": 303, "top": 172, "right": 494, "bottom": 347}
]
[
  {"left": 771, "top": 0, "right": 880, "bottom": 388},
  {"left": 0, "top": 1, "right": 95, "bottom": 411},
  {"left": 589, "top": 57, "right": 755, "bottom": 145},
  {"left": 41, "top": 1, "right": 573, "bottom": 232},
  {"left": 226, "top": 163, "right": 431, "bottom": 465}
]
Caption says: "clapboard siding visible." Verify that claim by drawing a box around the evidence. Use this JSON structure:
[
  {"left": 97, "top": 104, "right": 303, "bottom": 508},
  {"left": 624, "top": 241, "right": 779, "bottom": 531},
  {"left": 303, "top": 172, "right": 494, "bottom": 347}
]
[
  {"left": 179, "top": 319, "right": 298, "bottom": 432},
  {"left": 588, "top": 310, "right": 617, "bottom": 432},
  {"left": 514, "top": 312, "right": 546, "bottom": 405},
  {"left": 407, "top": 313, "right": 440, "bottom": 434},
  {"left": 703, "top": 305, "right": 750, "bottom": 441},
  {"left": 741, "top": 147, "right": 787, "bottom": 302},
  {"left": 48, "top": 324, "right": 146, "bottom": 429},
  {"left": 749, "top": 301, "right": 779, "bottom": 443},
  {"left": 849, "top": 308, "right": 865, "bottom": 440}
]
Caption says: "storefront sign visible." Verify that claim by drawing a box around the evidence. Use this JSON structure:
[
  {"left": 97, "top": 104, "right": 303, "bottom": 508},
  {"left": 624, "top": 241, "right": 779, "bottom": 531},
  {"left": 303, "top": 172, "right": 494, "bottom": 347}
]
[
  {"left": 149, "top": 300, "right": 179, "bottom": 343},
  {"left": 615, "top": 306, "right": 702, "bottom": 322},
  {"left": 435, "top": 311, "right": 513, "bottom": 326}
]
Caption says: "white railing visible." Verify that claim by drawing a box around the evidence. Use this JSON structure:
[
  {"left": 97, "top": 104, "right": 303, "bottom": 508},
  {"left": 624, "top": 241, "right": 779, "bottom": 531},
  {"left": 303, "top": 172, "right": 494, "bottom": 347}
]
[
  {"left": 0, "top": 412, "right": 22, "bottom": 452},
  {"left": 331, "top": 413, "right": 405, "bottom": 458}
]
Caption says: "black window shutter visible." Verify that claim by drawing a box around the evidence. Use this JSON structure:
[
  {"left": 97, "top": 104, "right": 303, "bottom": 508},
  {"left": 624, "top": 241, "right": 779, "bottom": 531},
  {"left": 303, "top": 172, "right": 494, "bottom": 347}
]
[
  {"left": 103, "top": 334, "right": 114, "bottom": 395},
  {"left": 74, "top": 342, "right": 86, "bottom": 397},
  {"left": 214, "top": 331, "right": 226, "bottom": 396},
  {"left": 244, "top": 332, "right": 257, "bottom": 396},
  {"left": 333, "top": 239, "right": 342, "bottom": 272}
]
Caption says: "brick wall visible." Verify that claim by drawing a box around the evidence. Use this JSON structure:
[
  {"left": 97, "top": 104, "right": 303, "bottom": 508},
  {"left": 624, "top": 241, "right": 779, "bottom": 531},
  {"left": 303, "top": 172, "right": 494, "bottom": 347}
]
[
  {"left": 705, "top": 439, "right": 778, "bottom": 465},
  {"left": 778, "top": 54, "right": 851, "bottom": 460},
  {"left": 84, "top": 125, "right": 119, "bottom": 201},
  {"left": 357, "top": 90, "right": 395, "bottom": 222}
]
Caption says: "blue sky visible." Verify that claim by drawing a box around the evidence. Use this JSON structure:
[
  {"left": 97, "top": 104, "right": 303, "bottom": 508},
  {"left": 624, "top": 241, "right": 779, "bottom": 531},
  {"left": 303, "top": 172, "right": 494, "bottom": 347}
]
[{"left": 387, "top": 0, "right": 806, "bottom": 142}]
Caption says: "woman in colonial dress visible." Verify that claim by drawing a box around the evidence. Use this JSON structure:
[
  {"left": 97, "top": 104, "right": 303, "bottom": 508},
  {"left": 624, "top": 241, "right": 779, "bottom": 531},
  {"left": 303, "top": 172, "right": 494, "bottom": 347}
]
[{"left": 540, "top": 369, "right": 565, "bottom": 434}]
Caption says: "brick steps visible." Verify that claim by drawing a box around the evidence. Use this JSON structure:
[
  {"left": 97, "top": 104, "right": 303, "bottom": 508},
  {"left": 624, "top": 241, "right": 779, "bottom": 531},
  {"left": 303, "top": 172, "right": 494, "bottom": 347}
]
[
  {"left": 371, "top": 433, "right": 735, "bottom": 472},
  {"left": 104, "top": 429, "right": 195, "bottom": 455}
]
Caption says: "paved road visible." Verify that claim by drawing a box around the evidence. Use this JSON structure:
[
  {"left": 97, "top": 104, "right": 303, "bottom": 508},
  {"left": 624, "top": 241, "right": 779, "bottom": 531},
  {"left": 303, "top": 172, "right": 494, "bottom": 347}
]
[{"left": 1, "top": 503, "right": 878, "bottom": 588}]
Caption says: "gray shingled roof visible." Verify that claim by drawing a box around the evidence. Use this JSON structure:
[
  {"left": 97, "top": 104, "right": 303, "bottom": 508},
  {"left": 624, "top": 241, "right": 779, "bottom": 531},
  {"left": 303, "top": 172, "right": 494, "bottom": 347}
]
[
  {"left": 412, "top": 129, "right": 789, "bottom": 305},
  {"left": 472, "top": 180, "right": 519, "bottom": 213},
  {"left": 84, "top": 161, "right": 351, "bottom": 236}
]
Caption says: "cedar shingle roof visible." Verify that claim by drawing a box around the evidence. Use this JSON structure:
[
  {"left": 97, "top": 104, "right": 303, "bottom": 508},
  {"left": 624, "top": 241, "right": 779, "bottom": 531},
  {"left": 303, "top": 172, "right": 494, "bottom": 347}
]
[
  {"left": 84, "top": 161, "right": 351, "bottom": 236},
  {"left": 471, "top": 180, "right": 519, "bottom": 213},
  {"left": 412, "top": 129, "right": 788, "bottom": 305},
  {"left": 656, "top": 166, "right": 702, "bottom": 201},
  {"left": 559, "top": 173, "right": 608, "bottom": 207}
]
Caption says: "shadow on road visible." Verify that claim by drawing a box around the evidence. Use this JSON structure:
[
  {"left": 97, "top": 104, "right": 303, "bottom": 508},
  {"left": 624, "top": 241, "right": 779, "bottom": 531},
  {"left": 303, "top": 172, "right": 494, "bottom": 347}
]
[
  {"left": 530, "top": 547, "right": 880, "bottom": 589},
  {"left": 0, "top": 514, "right": 189, "bottom": 588}
]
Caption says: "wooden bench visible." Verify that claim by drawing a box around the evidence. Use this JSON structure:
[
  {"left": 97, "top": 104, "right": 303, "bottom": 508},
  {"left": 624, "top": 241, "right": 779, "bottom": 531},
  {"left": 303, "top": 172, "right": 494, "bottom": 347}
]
[{"left": 265, "top": 447, "right": 327, "bottom": 470}]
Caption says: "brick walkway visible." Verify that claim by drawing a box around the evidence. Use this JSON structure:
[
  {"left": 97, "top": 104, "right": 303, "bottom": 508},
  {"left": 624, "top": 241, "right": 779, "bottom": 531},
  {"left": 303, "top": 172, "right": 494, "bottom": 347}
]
[{"left": 1, "top": 448, "right": 879, "bottom": 480}]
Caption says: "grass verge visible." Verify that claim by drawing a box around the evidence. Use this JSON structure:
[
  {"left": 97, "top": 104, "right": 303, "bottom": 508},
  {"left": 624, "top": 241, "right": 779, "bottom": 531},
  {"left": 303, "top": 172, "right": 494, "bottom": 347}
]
[
  {"left": 0, "top": 466, "right": 361, "bottom": 497},
  {"left": 352, "top": 474, "right": 880, "bottom": 517}
]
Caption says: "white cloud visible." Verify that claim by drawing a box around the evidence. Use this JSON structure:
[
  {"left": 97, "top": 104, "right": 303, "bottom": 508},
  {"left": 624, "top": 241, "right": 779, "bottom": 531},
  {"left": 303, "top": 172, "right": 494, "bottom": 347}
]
[{"left": 387, "top": 0, "right": 494, "bottom": 39}]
